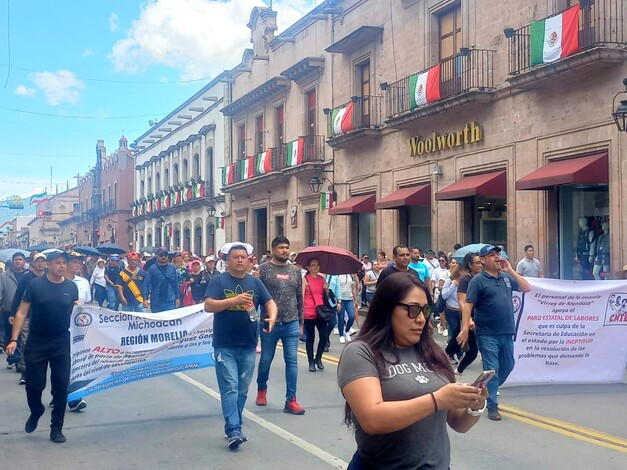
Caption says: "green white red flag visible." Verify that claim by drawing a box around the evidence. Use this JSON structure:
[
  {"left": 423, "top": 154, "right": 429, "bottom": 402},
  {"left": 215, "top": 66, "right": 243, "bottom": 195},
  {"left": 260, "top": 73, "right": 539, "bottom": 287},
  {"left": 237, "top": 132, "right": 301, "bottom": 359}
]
[
  {"left": 409, "top": 64, "right": 441, "bottom": 108},
  {"left": 332, "top": 102, "right": 354, "bottom": 135},
  {"left": 256, "top": 149, "right": 272, "bottom": 175},
  {"left": 530, "top": 5, "right": 579, "bottom": 66},
  {"left": 286, "top": 138, "right": 305, "bottom": 167},
  {"left": 320, "top": 192, "right": 333, "bottom": 210}
]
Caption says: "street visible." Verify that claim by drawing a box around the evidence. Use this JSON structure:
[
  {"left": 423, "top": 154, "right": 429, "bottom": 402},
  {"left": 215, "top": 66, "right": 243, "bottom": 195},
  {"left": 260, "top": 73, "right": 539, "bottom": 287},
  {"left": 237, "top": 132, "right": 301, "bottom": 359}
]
[{"left": 1, "top": 332, "right": 626, "bottom": 469}]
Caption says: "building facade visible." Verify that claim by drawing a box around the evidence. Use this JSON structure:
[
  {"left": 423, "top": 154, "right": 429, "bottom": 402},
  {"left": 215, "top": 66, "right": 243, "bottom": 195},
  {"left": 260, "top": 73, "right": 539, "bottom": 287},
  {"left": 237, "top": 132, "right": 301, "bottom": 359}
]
[
  {"left": 222, "top": 0, "right": 626, "bottom": 279},
  {"left": 27, "top": 187, "right": 79, "bottom": 248},
  {"left": 129, "top": 74, "right": 227, "bottom": 256}
]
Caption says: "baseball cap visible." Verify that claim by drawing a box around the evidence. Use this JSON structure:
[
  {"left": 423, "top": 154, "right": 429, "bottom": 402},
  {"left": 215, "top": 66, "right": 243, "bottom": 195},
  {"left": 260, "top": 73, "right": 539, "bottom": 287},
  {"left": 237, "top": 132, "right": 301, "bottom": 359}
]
[
  {"left": 110, "top": 255, "right": 120, "bottom": 261},
  {"left": 205, "top": 255, "right": 215, "bottom": 262},
  {"left": 425, "top": 249, "right": 435, "bottom": 255},
  {"left": 192, "top": 259, "right": 201, "bottom": 265},
  {"left": 67, "top": 251, "right": 85, "bottom": 261},
  {"left": 157, "top": 247, "right": 169, "bottom": 256},
  {"left": 11, "top": 252, "right": 26, "bottom": 260},
  {"left": 479, "top": 244, "right": 502, "bottom": 257},
  {"left": 33, "top": 253, "right": 47, "bottom": 261},
  {"left": 127, "top": 252, "right": 141, "bottom": 261},
  {"left": 43, "top": 249, "right": 70, "bottom": 262},
  {"left": 97, "top": 258, "right": 106, "bottom": 264}
]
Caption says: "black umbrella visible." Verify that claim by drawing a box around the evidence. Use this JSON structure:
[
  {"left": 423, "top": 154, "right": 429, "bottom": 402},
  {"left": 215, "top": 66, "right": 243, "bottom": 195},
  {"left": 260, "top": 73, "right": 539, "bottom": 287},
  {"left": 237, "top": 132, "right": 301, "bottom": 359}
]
[
  {"left": 72, "top": 245, "right": 103, "bottom": 257},
  {"left": 139, "top": 246, "right": 159, "bottom": 254},
  {"left": 97, "top": 242, "right": 126, "bottom": 255},
  {"left": 28, "top": 243, "right": 50, "bottom": 252}
]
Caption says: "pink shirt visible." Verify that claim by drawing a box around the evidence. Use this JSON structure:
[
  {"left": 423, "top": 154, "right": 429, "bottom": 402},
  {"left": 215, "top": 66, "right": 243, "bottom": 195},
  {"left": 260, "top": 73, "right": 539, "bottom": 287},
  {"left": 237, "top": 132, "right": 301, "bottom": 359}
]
[{"left": 303, "top": 274, "right": 325, "bottom": 320}]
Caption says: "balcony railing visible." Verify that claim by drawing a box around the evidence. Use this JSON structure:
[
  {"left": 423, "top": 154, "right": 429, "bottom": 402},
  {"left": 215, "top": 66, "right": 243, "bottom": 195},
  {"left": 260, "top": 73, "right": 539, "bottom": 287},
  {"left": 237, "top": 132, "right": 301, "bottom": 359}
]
[
  {"left": 507, "top": 0, "right": 625, "bottom": 75},
  {"left": 384, "top": 49, "right": 494, "bottom": 119},
  {"left": 326, "top": 95, "right": 382, "bottom": 138}
]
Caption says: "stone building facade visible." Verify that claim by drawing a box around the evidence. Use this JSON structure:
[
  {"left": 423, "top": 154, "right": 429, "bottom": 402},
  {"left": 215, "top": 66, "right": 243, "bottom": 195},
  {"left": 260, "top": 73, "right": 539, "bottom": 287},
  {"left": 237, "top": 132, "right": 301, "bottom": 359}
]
[
  {"left": 27, "top": 187, "right": 79, "bottom": 247},
  {"left": 222, "top": 0, "right": 626, "bottom": 279}
]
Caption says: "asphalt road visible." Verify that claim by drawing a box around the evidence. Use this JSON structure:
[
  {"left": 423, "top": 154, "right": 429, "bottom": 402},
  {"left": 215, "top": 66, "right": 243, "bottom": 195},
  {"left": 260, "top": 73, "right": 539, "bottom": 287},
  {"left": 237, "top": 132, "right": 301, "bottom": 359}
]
[{"left": 1, "top": 331, "right": 625, "bottom": 469}]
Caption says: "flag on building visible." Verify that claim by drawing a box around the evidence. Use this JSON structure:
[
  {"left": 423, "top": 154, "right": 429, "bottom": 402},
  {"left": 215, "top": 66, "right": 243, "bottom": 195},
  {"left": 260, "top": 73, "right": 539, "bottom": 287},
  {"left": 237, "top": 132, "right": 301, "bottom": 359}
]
[
  {"left": 286, "top": 138, "right": 305, "bottom": 167},
  {"left": 164, "top": 193, "right": 171, "bottom": 208},
  {"left": 320, "top": 192, "right": 334, "bottom": 210},
  {"left": 242, "top": 157, "right": 255, "bottom": 180},
  {"left": 29, "top": 191, "right": 49, "bottom": 205},
  {"left": 193, "top": 181, "right": 205, "bottom": 199},
  {"left": 222, "top": 165, "right": 235, "bottom": 185},
  {"left": 332, "top": 102, "right": 354, "bottom": 135},
  {"left": 214, "top": 217, "right": 225, "bottom": 230},
  {"left": 409, "top": 64, "right": 441, "bottom": 109},
  {"left": 256, "top": 149, "right": 272, "bottom": 175},
  {"left": 530, "top": 5, "right": 579, "bottom": 66},
  {"left": 156, "top": 198, "right": 162, "bottom": 211}
]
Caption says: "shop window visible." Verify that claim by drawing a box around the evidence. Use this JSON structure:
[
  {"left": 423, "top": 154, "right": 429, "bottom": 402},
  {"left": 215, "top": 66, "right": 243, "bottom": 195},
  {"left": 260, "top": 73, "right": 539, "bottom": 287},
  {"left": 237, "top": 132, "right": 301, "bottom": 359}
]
[
  {"left": 401, "top": 205, "right": 432, "bottom": 252},
  {"left": 350, "top": 212, "right": 376, "bottom": 258},
  {"left": 305, "top": 211, "right": 316, "bottom": 246},
  {"left": 255, "top": 208, "right": 268, "bottom": 253},
  {"left": 464, "top": 196, "right": 507, "bottom": 251}
]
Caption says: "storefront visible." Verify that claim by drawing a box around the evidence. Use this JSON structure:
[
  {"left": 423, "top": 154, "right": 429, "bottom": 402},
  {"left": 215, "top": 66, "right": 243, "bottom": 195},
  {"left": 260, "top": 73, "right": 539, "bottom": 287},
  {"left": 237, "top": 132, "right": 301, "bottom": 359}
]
[{"left": 329, "top": 194, "right": 376, "bottom": 257}]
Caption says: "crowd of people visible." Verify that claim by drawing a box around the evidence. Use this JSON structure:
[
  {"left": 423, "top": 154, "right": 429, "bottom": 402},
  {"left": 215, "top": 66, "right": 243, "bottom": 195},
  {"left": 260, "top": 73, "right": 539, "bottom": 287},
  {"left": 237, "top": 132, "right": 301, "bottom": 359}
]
[{"left": 1, "top": 238, "right": 537, "bottom": 465}]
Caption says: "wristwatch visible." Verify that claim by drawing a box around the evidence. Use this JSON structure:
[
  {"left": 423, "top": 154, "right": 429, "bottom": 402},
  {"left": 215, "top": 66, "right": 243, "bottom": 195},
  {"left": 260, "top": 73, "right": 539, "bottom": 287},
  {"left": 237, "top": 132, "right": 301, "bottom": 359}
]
[{"left": 466, "top": 400, "right": 487, "bottom": 416}]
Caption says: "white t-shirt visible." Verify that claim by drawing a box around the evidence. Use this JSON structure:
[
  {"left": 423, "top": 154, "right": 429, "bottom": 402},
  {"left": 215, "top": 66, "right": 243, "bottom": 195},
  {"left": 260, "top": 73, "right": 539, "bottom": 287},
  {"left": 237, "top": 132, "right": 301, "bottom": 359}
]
[{"left": 72, "top": 275, "right": 92, "bottom": 303}]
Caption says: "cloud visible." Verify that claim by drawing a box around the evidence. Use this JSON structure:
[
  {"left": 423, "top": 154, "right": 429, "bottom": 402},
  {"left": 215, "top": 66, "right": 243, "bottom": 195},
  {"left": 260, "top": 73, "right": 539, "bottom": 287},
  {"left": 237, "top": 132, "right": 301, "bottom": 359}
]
[
  {"left": 109, "top": 12, "right": 119, "bottom": 32},
  {"left": 81, "top": 48, "right": 95, "bottom": 58},
  {"left": 29, "top": 70, "right": 86, "bottom": 106},
  {"left": 14, "top": 85, "right": 36, "bottom": 97},
  {"left": 109, "top": 0, "right": 313, "bottom": 79}
]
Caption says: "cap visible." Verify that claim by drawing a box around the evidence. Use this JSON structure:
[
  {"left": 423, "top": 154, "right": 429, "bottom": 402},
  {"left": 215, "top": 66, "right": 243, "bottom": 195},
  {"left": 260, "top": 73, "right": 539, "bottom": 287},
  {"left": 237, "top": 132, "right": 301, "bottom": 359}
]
[
  {"left": 127, "top": 252, "right": 141, "bottom": 261},
  {"left": 205, "top": 255, "right": 215, "bottom": 262},
  {"left": 67, "top": 251, "right": 85, "bottom": 261},
  {"left": 614, "top": 264, "right": 627, "bottom": 280},
  {"left": 11, "top": 252, "right": 26, "bottom": 260},
  {"left": 44, "top": 249, "right": 70, "bottom": 262},
  {"left": 479, "top": 244, "right": 502, "bottom": 257},
  {"left": 110, "top": 255, "right": 120, "bottom": 261},
  {"left": 157, "top": 248, "right": 169, "bottom": 256},
  {"left": 192, "top": 259, "right": 201, "bottom": 265},
  {"left": 97, "top": 258, "right": 106, "bottom": 264},
  {"left": 33, "top": 253, "right": 47, "bottom": 261},
  {"left": 425, "top": 249, "right": 435, "bottom": 254}
]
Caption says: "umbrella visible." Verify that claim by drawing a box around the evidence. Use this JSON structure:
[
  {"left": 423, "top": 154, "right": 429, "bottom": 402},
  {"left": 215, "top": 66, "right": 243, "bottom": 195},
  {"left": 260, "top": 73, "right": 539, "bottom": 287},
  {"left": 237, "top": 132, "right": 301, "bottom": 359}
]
[
  {"left": 0, "top": 248, "right": 31, "bottom": 263},
  {"left": 97, "top": 242, "right": 126, "bottom": 255},
  {"left": 451, "top": 243, "right": 509, "bottom": 262},
  {"left": 72, "top": 245, "right": 103, "bottom": 257},
  {"left": 295, "top": 246, "right": 363, "bottom": 275},
  {"left": 28, "top": 243, "right": 50, "bottom": 252},
  {"left": 139, "top": 246, "right": 159, "bottom": 254},
  {"left": 219, "top": 242, "right": 254, "bottom": 256}
]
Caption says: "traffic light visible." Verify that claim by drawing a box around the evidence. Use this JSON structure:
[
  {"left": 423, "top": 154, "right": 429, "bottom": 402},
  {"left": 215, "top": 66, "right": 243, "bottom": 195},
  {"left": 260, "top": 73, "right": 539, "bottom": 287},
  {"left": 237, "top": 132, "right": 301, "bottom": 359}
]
[
  {"left": 96, "top": 230, "right": 101, "bottom": 238},
  {"left": 38, "top": 210, "right": 52, "bottom": 217}
]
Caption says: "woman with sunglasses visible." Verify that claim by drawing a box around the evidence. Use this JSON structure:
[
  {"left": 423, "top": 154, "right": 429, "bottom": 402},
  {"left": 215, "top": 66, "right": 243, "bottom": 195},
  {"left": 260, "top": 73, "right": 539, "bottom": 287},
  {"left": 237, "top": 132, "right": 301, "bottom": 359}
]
[{"left": 338, "top": 272, "right": 487, "bottom": 469}]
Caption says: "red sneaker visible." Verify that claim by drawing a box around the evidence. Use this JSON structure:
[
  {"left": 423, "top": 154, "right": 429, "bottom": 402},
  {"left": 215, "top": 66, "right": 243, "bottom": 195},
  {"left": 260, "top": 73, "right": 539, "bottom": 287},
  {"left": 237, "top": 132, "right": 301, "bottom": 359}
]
[
  {"left": 283, "top": 397, "right": 305, "bottom": 415},
  {"left": 256, "top": 388, "right": 267, "bottom": 406}
]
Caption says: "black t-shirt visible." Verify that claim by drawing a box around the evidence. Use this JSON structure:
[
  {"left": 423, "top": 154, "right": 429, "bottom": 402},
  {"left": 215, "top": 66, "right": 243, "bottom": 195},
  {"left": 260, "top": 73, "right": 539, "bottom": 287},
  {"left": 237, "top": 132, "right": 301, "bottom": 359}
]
[
  {"left": 11, "top": 271, "right": 39, "bottom": 315},
  {"left": 457, "top": 274, "right": 472, "bottom": 294},
  {"left": 24, "top": 276, "right": 79, "bottom": 339},
  {"left": 189, "top": 272, "right": 209, "bottom": 302},
  {"left": 105, "top": 266, "right": 122, "bottom": 285},
  {"left": 377, "top": 265, "right": 419, "bottom": 287}
]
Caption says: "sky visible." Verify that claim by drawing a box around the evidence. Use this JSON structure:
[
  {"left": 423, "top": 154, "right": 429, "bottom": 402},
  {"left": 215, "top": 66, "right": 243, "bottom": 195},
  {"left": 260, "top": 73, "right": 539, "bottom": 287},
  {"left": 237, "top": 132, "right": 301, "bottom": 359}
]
[{"left": 0, "top": 0, "right": 315, "bottom": 221}]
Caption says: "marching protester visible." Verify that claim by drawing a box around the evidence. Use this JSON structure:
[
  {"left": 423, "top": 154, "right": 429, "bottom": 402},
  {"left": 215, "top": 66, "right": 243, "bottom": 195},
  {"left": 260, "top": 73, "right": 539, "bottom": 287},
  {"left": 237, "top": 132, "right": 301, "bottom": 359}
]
[
  {"left": 363, "top": 261, "right": 381, "bottom": 306},
  {"left": 377, "top": 245, "right": 419, "bottom": 287},
  {"left": 204, "top": 244, "right": 277, "bottom": 450},
  {"left": 187, "top": 259, "right": 210, "bottom": 305},
  {"left": 441, "top": 263, "right": 463, "bottom": 369},
  {"left": 302, "top": 259, "right": 330, "bottom": 372},
  {"left": 203, "top": 255, "right": 220, "bottom": 281},
  {"left": 104, "top": 255, "right": 122, "bottom": 310},
  {"left": 458, "top": 245, "right": 531, "bottom": 421},
  {"left": 516, "top": 244, "right": 544, "bottom": 278},
  {"left": 1, "top": 251, "right": 27, "bottom": 370},
  {"left": 90, "top": 259, "right": 107, "bottom": 307},
  {"left": 338, "top": 272, "right": 487, "bottom": 468},
  {"left": 6, "top": 250, "right": 79, "bottom": 443},
  {"left": 115, "top": 252, "right": 147, "bottom": 313},
  {"left": 454, "top": 253, "right": 482, "bottom": 373},
  {"left": 255, "top": 236, "right": 305, "bottom": 415},
  {"left": 142, "top": 248, "right": 180, "bottom": 313}
]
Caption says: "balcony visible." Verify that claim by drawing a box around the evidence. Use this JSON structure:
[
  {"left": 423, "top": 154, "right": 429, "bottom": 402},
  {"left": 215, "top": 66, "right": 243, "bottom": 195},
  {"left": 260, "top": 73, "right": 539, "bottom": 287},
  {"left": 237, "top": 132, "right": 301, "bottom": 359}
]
[
  {"left": 383, "top": 49, "right": 495, "bottom": 128},
  {"left": 129, "top": 180, "right": 208, "bottom": 221},
  {"left": 506, "top": 1, "right": 626, "bottom": 88},
  {"left": 325, "top": 96, "right": 383, "bottom": 148}
]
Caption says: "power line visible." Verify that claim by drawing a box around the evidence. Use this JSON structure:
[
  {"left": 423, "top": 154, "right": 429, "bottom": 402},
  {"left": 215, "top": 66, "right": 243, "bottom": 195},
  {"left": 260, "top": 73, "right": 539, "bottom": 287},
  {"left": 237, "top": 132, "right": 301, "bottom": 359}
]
[{"left": 0, "top": 105, "right": 168, "bottom": 120}]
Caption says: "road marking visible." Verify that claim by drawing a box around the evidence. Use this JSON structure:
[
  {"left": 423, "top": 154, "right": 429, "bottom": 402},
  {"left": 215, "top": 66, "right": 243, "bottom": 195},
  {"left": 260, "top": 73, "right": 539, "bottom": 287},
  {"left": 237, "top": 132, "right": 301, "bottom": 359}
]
[
  {"left": 499, "top": 405, "right": 627, "bottom": 454},
  {"left": 174, "top": 372, "right": 348, "bottom": 469}
]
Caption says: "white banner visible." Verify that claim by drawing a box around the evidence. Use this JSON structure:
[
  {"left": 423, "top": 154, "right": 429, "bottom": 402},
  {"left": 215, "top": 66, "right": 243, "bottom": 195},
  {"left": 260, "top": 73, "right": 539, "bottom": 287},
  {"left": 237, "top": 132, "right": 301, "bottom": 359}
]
[
  {"left": 68, "top": 304, "right": 214, "bottom": 401},
  {"left": 507, "top": 278, "right": 627, "bottom": 385}
]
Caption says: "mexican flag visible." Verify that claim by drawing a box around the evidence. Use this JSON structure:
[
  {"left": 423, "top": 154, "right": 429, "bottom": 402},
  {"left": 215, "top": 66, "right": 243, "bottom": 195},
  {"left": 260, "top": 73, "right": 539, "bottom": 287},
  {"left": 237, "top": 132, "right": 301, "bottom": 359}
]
[
  {"left": 332, "top": 102, "right": 354, "bottom": 135},
  {"left": 530, "top": 5, "right": 579, "bottom": 66},
  {"left": 164, "top": 193, "right": 171, "bottom": 208},
  {"left": 193, "top": 181, "right": 204, "bottom": 199},
  {"left": 256, "top": 149, "right": 272, "bottom": 175},
  {"left": 222, "top": 165, "right": 235, "bottom": 185},
  {"left": 409, "top": 64, "right": 441, "bottom": 109},
  {"left": 215, "top": 217, "right": 225, "bottom": 229},
  {"left": 286, "top": 138, "right": 305, "bottom": 167},
  {"left": 242, "top": 157, "right": 255, "bottom": 179},
  {"left": 320, "top": 192, "right": 333, "bottom": 210}
]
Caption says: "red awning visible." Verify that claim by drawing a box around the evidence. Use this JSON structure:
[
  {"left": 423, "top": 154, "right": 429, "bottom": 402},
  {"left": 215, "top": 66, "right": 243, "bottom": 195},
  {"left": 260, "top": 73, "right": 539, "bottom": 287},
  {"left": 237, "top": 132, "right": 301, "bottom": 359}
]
[
  {"left": 375, "top": 184, "right": 431, "bottom": 210},
  {"left": 329, "top": 194, "right": 376, "bottom": 215},
  {"left": 516, "top": 153, "right": 608, "bottom": 190},
  {"left": 435, "top": 171, "right": 506, "bottom": 201}
]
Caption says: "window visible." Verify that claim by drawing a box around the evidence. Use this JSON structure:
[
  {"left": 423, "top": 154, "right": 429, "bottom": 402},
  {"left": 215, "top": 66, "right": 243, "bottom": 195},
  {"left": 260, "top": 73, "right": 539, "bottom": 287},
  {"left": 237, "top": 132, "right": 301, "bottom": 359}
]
[
  {"left": 148, "top": 177, "right": 152, "bottom": 194},
  {"left": 357, "top": 60, "right": 371, "bottom": 126},
  {"left": 140, "top": 181, "right": 145, "bottom": 198},
  {"left": 114, "top": 182, "right": 117, "bottom": 208},
  {"left": 173, "top": 163, "right": 179, "bottom": 185},
  {"left": 165, "top": 169, "right": 170, "bottom": 188},
  {"left": 275, "top": 105, "right": 284, "bottom": 149},
  {"left": 237, "top": 123, "right": 247, "bottom": 160},
  {"left": 305, "top": 89, "right": 316, "bottom": 136},
  {"left": 238, "top": 221, "right": 246, "bottom": 242},
  {"left": 275, "top": 215, "right": 285, "bottom": 237},
  {"left": 255, "top": 115, "right": 264, "bottom": 153},
  {"left": 438, "top": 4, "right": 462, "bottom": 60},
  {"left": 155, "top": 172, "right": 160, "bottom": 192},
  {"left": 193, "top": 154, "right": 200, "bottom": 179},
  {"left": 305, "top": 211, "right": 316, "bottom": 246},
  {"left": 206, "top": 148, "right": 214, "bottom": 197},
  {"left": 182, "top": 159, "right": 188, "bottom": 182}
]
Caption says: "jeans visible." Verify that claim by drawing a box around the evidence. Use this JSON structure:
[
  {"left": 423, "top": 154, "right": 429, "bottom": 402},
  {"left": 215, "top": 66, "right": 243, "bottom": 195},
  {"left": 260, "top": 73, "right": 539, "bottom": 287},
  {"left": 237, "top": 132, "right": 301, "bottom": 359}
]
[
  {"left": 444, "top": 308, "right": 462, "bottom": 359},
  {"left": 122, "top": 303, "right": 146, "bottom": 313},
  {"left": 106, "top": 285, "right": 119, "bottom": 311},
  {"left": 338, "top": 300, "right": 355, "bottom": 335},
  {"left": 365, "top": 291, "right": 374, "bottom": 305},
  {"left": 475, "top": 334, "right": 515, "bottom": 409},
  {"left": 257, "top": 320, "right": 300, "bottom": 400},
  {"left": 150, "top": 300, "right": 176, "bottom": 313},
  {"left": 214, "top": 346, "right": 256, "bottom": 437}
]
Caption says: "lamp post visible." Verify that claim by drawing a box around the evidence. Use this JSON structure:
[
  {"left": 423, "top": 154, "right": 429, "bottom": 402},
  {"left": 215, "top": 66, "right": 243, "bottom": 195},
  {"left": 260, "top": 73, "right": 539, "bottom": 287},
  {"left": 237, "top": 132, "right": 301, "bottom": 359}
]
[
  {"left": 612, "top": 78, "right": 627, "bottom": 132},
  {"left": 156, "top": 216, "right": 165, "bottom": 248}
]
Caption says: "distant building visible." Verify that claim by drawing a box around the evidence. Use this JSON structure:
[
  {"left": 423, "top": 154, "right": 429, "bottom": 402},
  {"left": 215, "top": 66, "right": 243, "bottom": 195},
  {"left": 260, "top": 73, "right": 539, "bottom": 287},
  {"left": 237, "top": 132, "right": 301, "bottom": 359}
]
[{"left": 27, "top": 187, "right": 79, "bottom": 247}]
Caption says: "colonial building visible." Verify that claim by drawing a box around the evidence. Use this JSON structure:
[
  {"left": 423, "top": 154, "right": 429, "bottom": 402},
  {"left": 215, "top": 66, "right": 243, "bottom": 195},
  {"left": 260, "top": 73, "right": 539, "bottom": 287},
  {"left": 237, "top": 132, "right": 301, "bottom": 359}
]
[
  {"left": 27, "top": 187, "right": 79, "bottom": 248},
  {"left": 222, "top": 0, "right": 626, "bottom": 279},
  {"left": 129, "top": 74, "right": 227, "bottom": 255}
]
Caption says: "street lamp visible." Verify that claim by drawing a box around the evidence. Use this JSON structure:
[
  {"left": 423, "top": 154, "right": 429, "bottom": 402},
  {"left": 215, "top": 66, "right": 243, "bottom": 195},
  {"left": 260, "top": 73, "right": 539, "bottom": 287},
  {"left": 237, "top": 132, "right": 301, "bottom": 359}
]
[
  {"left": 207, "top": 205, "right": 216, "bottom": 217},
  {"left": 309, "top": 176, "right": 323, "bottom": 193},
  {"left": 612, "top": 78, "right": 627, "bottom": 132}
]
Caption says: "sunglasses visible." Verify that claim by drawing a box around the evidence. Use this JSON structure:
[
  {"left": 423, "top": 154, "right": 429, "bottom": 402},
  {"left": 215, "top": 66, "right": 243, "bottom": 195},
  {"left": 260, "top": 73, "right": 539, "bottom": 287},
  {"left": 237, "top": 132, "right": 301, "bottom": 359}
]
[{"left": 397, "top": 302, "right": 433, "bottom": 319}]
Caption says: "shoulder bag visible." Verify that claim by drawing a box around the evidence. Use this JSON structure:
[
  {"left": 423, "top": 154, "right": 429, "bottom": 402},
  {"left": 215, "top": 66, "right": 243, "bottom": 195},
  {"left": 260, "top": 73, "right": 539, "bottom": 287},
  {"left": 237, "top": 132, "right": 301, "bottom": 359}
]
[{"left": 306, "top": 275, "right": 333, "bottom": 321}]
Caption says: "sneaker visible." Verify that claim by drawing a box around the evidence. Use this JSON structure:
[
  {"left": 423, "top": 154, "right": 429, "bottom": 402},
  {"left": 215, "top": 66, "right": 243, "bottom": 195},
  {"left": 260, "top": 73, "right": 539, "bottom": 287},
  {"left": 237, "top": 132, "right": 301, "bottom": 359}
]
[
  {"left": 50, "top": 430, "right": 66, "bottom": 443},
  {"left": 25, "top": 412, "right": 43, "bottom": 433},
  {"left": 441, "top": 329, "right": 448, "bottom": 337},
  {"left": 18, "top": 375, "right": 25, "bottom": 385},
  {"left": 497, "top": 391, "right": 501, "bottom": 396},
  {"left": 348, "top": 327, "right": 357, "bottom": 335},
  {"left": 488, "top": 407, "right": 502, "bottom": 421},
  {"left": 68, "top": 399, "right": 87, "bottom": 412},
  {"left": 333, "top": 327, "right": 339, "bottom": 335},
  {"left": 437, "top": 324, "right": 444, "bottom": 335},
  {"left": 227, "top": 434, "right": 245, "bottom": 450},
  {"left": 343, "top": 332, "right": 352, "bottom": 342},
  {"left": 6, "top": 364, "right": 15, "bottom": 370},
  {"left": 454, "top": 369, "right": 462, "bottom": 383},
  {"left": 448, "top": 356, "right": 458, "bottom": 365},
  {"left": 0, "top": 345, "right": 4, "bottom": 354},
  {"left": 255, "top": 389, "right": 267, "bottom": 406},
  {"left": 283, "top": 397, "right": 305, "bottom": 415},
  {"left": 339, "top": 336, "right": 346, "bottom": 344}
]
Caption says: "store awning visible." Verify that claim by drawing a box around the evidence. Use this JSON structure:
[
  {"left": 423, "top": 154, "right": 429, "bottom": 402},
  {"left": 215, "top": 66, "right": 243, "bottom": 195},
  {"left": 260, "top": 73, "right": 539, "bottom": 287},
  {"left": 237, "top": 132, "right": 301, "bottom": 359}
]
[
  {"left": 516, "top": 153, "right": 608, "bottom": 190},
  {"left": 375, "top": 184, "right": 431, "bottom": 210},
  {"left": 329, "top": 194, "right": 376, "bottom": 215},
  {"left": 436, "top": 171, "right": 506, "bottom": 201}
]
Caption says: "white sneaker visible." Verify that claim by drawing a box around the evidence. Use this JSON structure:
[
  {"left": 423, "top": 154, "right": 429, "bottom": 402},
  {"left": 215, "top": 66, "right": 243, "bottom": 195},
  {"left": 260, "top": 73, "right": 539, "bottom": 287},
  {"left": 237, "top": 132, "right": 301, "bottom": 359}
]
[
  {"left": 343, "top": 332, "right": 352, "bottom": 342},
  {"left": 441, "top": 329, "right": 448, "bottom": 337},
  {"left": 333, "top": 328, "right": 339, "bottom": 335},
  {"left": 348, "top": 327, "right": 357, "bottom": 335},
  {"left": 437, "top": 324, "right": 443, "bottom": 334},
  {"left": 497, "top": 391, "right": 500, "bottom": 396},
  {"left": 339, "top": 336, "right": 346, "bottom": 344}
]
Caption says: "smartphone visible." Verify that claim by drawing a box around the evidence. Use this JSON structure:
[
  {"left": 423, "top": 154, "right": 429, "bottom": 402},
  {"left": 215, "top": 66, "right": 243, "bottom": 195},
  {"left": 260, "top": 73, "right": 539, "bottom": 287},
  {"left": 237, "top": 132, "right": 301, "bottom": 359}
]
[{"left": 471, "top": 370, "right": 495, "bottom": 387}]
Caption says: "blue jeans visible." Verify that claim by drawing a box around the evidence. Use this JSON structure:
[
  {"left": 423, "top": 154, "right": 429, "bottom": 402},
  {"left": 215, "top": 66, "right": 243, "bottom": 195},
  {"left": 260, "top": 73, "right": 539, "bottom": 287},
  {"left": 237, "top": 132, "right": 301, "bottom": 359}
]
[
  {"left": 476, "top": 334, "right": 515, "bottom": 409},
  {"left": 214, "top": 346, "right": 256, "bottom": 437},
  {"left": 106, "top": 285, "right": 119, "bottom": 311},
  {"left": 122, "top": 303, "right": 146, "bottom": 313},
  {"left": 338, "top": 300, "right": 355, "bottom": 335},
  {"left": 257, "top": 320, "right": 300, "bottom": 400},
  {"left": 150, "top": 300, "right": 176, "bottom": 313}
]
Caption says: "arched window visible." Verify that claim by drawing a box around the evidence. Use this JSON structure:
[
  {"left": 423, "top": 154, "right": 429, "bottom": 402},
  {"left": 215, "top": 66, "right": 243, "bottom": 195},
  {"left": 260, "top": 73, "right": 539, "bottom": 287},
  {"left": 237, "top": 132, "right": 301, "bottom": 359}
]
[
  {"left": 193, "top": 154, "right": 200, "bottom": 179},
  {"left": 182, "top": 159, "right": 188, "bottom": 183},
  {"left": 155, "top": 172, "right": 160, "bottom": 192},
  {"left": 148, "top": 176, "right": 152, "bottom": 195},
  {"left": 173, "top": 163, "right": 179, "bottom": 185},
  {"left": 206, "top": 148, "right": 214, "bottom": 197},
  {"left": 165, "top": 168, "right": 170, "bottom": 188},
  {"left": 140, "top": 181, "right": 145, "bottom": 198}
]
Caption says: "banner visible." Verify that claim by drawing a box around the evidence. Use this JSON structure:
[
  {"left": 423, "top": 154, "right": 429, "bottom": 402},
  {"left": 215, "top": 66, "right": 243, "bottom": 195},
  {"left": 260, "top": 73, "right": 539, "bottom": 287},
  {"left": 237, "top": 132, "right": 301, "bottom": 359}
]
[
  {"left": 68, "top": 304, "right": 214, "bottom": 401},
  {"left": 507, "top": 278, "right": 627, "bottom": 386}
]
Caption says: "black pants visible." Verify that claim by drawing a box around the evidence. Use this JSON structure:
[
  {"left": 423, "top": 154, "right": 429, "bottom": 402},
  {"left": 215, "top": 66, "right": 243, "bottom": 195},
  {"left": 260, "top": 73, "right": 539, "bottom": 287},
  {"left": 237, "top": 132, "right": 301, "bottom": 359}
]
[
  {"left": 457, "top": 329, "right": 479, "bottom": 373},
  {"left": 444, "top": 308, "right": 462, "bottom": 359},
  {"left": 24, "top": 336, "right": 70, "bottom": 431},
  {"left": 304, "top": 318, "right": 328, "bottom": 364}
]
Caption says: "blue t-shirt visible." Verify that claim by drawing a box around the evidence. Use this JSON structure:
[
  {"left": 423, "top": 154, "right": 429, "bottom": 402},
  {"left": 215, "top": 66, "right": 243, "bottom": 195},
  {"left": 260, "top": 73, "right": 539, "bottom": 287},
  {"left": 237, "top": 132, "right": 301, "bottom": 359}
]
[
  {"left": 204, "top": 273, "right": 272, "bottom": 348},
  {"left": 466, "top": 270, "right": 520, "bottom": 336},
  {"left": 408, "top": 261, "right": 429, "bottom": 282}
]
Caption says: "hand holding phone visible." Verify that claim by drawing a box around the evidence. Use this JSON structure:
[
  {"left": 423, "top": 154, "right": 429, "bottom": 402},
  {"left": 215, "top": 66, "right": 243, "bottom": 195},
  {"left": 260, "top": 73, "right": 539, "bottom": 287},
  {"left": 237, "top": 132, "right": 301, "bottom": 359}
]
[{"left": 471, "top": 370, "right": 495, "bottom": 388}]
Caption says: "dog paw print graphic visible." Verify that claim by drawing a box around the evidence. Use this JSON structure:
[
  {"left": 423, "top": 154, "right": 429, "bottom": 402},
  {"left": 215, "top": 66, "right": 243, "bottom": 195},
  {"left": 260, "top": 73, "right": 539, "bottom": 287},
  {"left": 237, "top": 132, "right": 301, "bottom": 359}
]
[{"left": 415, "top": 375, "right": 429, "bottom": 384}]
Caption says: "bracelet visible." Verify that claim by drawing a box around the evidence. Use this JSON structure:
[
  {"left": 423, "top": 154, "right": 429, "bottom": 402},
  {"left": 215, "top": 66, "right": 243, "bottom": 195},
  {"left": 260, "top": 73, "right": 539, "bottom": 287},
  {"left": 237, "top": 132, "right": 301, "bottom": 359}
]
[
  {"left": 466, "top": 399, "right": 487, "bottom": 416},
  {"left": 7, "top": 339, "right": 17, "bottom": 344},
  {"left": 429, "top": 392, "right": 438, "bottom": 413}
]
